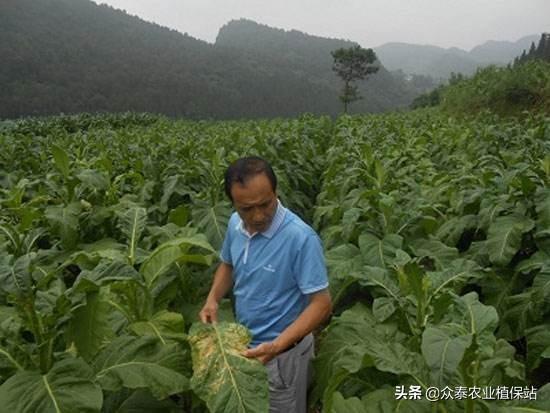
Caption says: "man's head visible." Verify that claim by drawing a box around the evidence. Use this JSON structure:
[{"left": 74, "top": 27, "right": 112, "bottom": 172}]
[{"left": 224, "top": 157, "right": 278, "bottom": 233}]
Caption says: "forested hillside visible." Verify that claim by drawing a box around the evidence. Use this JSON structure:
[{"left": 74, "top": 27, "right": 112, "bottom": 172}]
[{"left": 0, "top": 0, "right": 421, "bottom": 119}]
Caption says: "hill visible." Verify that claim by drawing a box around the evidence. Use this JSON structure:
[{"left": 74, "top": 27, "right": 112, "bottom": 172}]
[
  {"left": 0, "top": 1, "right": 419, "bottom": 119},
  {"left": 215, "top": 19, "right": 422, "bottom": 114},
  {"left": 375, "top": 35, "right": 539, "bottom": 79}
]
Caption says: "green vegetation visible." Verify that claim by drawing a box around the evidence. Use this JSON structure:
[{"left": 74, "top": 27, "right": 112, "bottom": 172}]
[
  {"left": 411, "top": 60, "right": 550, "bottom": 115},
  {"left": 441, "top": 60, "right": 550, "bottom": 114},
  {"left": 1, "top": 110, "right": 549, "bottom": 411}
]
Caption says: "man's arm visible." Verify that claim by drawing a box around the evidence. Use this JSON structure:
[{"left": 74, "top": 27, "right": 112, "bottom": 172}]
[
  {"left": 199, "top": 262, "right": 233, "bottom": 323},
  {"left": 243, "top": 288, "right": 332, "bottom": 364}
]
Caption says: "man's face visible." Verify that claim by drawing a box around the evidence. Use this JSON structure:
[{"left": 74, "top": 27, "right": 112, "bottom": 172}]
[{"left": 230, "top": 173, "right": 278, "bottom": 234}]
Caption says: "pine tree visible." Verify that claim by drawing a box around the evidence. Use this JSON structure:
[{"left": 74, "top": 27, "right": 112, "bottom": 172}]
[
  {"left": 528, "top": 41, "right": 537, "bottom": 59},
  {"left": 331, "top": 46, "right": 379, "bottom": 113},
  {"left": 519, "top": 50, "right": 527, "bottom": 64},
  {"left": 535, "top": 34, "right": 545, "bottom": 59},
  {"left": 541, "top": 33, "right": 550, "bottom": 61}
]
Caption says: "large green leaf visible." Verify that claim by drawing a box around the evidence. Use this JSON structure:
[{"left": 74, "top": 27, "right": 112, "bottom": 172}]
[
  {"left": 486, "top": 215, "right": 534, "bottom": 266},
  {"left": 312, "top": 304, "right": 423, "bottom": 411},
  {"left": 191, "top": 200, "right": 232, "bottom": 250},
  {"left": 421, "top": 325, "right": 472, "bottom": 388},
  {"left": 358, "top": 233, "right": 405, "bottom": 269},
  {"left": 532, "top": 267, "right": 550, "bottom": 311},
  {"left": 188, "top": 322, "right": 269, "bottom": 413},
  {"left": 526, "top": 324, "right": 550, "bottom": 372},
  {"left": 140, "top": 235, "right": 215, "bottom": 288},
  {"left": 409, "top": 237, "right": 459, "bottom": 269},
  {"left": 45, "top": 202, "right": 82, "bottom": 249},
  {"left": 0, "top": 306, "right": 28, "bottom": 375},
  {"left": 372, "top": 297, "right": 396, "bottom": 322},
  {"left": 361, "top": 388, "right": 431, "bottom": 412},
  {"left": 485, "top": 383, "right": 550, "bottom": 412},
  {"left": 0, "top": 223, "right": 21, "bottom": 255},
  {"left": 331, "top": 392, "right": 365, "bottom": 413},
  {"left": 0, "top": 254, "right": 33, "bottom": 297},
  {"left": 515, "top": 250, "right": 550, "bottom": 274},
  {"left": 478, "top": 201, "right": 509, "bottom": 232},
  {"left": 326, "top": 243, "right": 362, "bottom": 280},
  {"left": 424, "top": 293, "right": 509, "bottom": 389},
  {"left": 500, "top": 269, "right": 550, "bottom": 340},
  {"left": 73, "top": 260, "right": 142, "bottom": 291},
  {"left": 341, "top": 207, "right": 362, "bottom": 240},
  {"left": 69, "top": 239, "right": 128, "bottom": 267},
  {"left": 499, "top": 291, "right": 539, "bottom": 341},
  {"left": 313, "top": 304, "right": 377, "bottom": 397},
  {"left": 455, "top": 293, "right": 499, "bottom": 351},
  {"left": 0, "top": 357, "right": 103, "bottom": 413},
  {"left": 436, "top": 214, "right": 478, "bottom": 247},
  {"left": 101, "top": 388, "right": 181, "bottom": 413},
  {"left": 117, "top": 206, "right": 147, "bottom": 265},
  {"left": 51, "top": 144, "right": 70, "bottom": 179},
  {"left": 65, "top": 291, "right": 115, "bottom": 362},
  {"left": 367, "top": 341, "right": 427, "bottom": 380},
  {"left": 477, "top": 339, "right": 525, "bottom": 386},
  {"left": 438, "top": 292, "right": 500, "bottom": 359},
  {"left": 129, "top": 310, "right": 185, "bottom": 344},
  {"left": 159, "top": 175, "right": 192, "bottom": 214},
  {"left": 534, "top": 188, "right": 550, "bottom": 238},
  {"left": 76, "top": 169, "right": 109, "bottom": 192},
  {"left": 93, "top": 336, "right": 189, "bottom": 399},
  {"left": 325, "top": 243, "right": 364, "bottom": 306},
  {"left": 357, "top": 267, "right": 400, "bottom": 300},
  {"left": 426, "top": 259, "right": 483, "bottom": 302}
]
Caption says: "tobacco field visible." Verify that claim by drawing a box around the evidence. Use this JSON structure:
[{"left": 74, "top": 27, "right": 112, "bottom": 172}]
[{"left": 0, "top": 110, "right": 549, "bottom": 412}]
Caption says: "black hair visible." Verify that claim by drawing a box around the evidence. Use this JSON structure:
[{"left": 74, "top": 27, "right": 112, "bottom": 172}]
[{"left": 224, "top": 156, "right": 277, "bottom": 202}]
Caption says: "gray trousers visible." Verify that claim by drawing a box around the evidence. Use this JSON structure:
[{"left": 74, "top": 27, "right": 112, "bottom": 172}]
[{"left": 266, "top": 333, "right": 314, "bottom": 413}]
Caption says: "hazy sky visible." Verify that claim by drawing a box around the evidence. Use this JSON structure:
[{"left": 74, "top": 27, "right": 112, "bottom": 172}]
[{"left": 91, "top": 0, "right": 549, "bottom": 50}]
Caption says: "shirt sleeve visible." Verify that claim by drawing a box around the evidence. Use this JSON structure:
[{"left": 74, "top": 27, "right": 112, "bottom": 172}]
[
  {"left": 293, "top": 233, "right": 329, "bottom": 294},
  {"left": 219, "top": 216, "right": 234, "bottom": 264}
]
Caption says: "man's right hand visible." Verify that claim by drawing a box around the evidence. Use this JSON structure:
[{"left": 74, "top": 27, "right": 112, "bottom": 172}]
[
  {"left": 199, "top": 299, "right": 219, "bottom": 324},
  {"left": 199, "top": 262, "right": 233, "bottom": 324}
]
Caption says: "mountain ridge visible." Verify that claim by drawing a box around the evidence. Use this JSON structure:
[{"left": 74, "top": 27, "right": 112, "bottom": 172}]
[{"left": 374, "top": 35, "right": 539, "bottom": 79}]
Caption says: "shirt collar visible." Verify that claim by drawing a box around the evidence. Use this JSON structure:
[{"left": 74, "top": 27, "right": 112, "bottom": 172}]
[{"left": 236, "top": 199, "right": 286, "bottom": 239}]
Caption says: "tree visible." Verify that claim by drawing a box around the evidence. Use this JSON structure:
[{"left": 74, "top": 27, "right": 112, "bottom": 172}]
[
  {"left": 538, "top": 33, "right": 550, "bottom": 61},
  {"left": 331, "top": 45, "right": 379, "bottom": 113},
  {"left": 515, "top": 33, "right": 550, "bottom": 67},
  {"left": 528, "top": 41, "right": 537, "bottom": 58}
]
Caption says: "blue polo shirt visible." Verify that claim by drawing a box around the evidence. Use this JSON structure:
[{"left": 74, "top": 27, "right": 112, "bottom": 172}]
[{"left": 220, "top": 200, "right": 328, "bottom": 346}]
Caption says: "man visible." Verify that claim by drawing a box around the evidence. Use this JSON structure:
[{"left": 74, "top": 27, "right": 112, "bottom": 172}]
[{"left": 199, "top": 156, "right": 332, "bottom": 413}]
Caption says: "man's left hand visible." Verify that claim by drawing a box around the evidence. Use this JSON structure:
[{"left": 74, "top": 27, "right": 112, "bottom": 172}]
[{"left": 242, "top": 342, "right": 278, "bottom": 364}]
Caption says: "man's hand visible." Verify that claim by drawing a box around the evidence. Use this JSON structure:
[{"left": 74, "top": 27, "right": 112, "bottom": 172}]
[
  {"left": 242, "top": 341, "right": 279, "bottom": 364},
  {"left": 199, "top": 262, "right": 233, "bottom": 324},
  {"left": 199, "top": 299, "right": 219, "bottom": 324}
]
